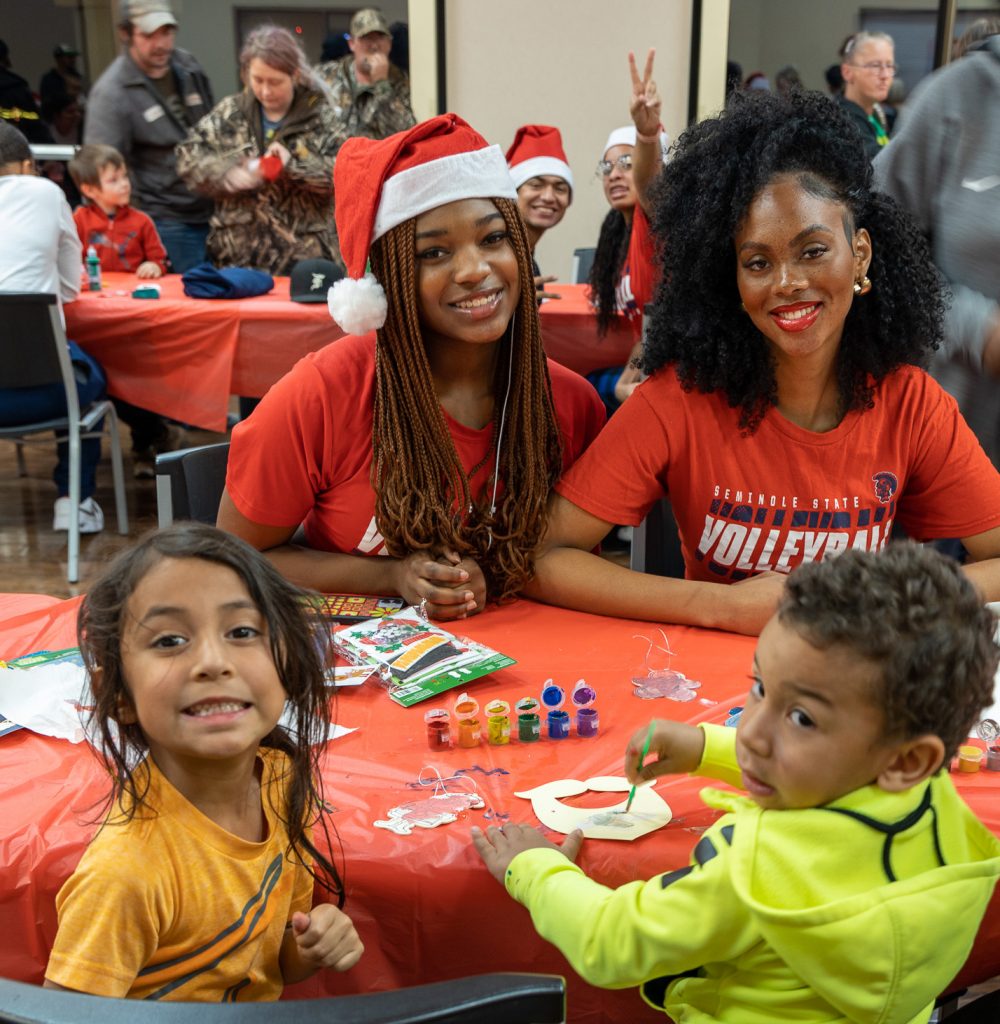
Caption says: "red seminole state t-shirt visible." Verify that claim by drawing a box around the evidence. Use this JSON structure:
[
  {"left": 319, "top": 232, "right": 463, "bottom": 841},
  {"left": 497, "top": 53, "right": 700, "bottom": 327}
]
[
  {"left": 227, "top": 333, "right": 606, "bottom": 555},
  {"left": 555, "top": 363, "right": 1000, "bottom": 583}
]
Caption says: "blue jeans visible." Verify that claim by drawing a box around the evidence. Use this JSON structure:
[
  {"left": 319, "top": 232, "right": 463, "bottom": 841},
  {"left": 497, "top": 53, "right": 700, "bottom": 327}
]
[
  {"left": 0, "top": 341, "right": 106, "bottom": 498},
  {"left": 153, "top": 218, "right": 209, "bottom": 274}
]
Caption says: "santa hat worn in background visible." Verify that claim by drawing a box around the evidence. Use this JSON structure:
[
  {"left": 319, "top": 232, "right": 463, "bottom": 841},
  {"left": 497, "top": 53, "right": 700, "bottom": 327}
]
[
  {"left": 328, "top": 113, "right": 517, "bottom": 335},
  {"left": 505, "top": 124, "right": 574, "bottom": 193}
]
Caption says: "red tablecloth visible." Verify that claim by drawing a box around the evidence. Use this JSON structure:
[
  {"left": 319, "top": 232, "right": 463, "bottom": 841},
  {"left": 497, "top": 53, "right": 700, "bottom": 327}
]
[
  {"left": 63, "top": 276, "right": 632, "bottom": 434},
  {"left": 3, "top": 595, "right": 993, "bottom": 1019}
]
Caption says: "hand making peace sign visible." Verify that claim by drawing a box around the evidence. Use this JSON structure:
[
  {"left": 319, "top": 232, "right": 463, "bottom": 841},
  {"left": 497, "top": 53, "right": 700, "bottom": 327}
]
[{"left": 629, "top": 48, "right": 662, "bottom": 137}]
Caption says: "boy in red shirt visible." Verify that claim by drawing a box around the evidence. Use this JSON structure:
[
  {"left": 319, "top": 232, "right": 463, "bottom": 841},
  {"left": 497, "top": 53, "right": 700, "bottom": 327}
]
[
  {"left": 69, "top": 144, "right": 167, "bottom": 277},
  {"left": 68, "top": 143, "right": 177, "bottom": 478}
]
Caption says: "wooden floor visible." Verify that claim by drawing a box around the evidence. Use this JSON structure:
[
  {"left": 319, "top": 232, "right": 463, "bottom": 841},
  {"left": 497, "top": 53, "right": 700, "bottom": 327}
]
[
  {"left": 2, "top": 422, "right": 630, "bottom": 598},
  {"left": 1, "top": 419, "right": 228, "bottom": 598}
]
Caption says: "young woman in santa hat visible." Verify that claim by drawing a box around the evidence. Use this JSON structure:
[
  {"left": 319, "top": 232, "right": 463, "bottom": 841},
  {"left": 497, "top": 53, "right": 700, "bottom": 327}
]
[{"left": 217, "top": 114, "right": 604, "bottom": 620}]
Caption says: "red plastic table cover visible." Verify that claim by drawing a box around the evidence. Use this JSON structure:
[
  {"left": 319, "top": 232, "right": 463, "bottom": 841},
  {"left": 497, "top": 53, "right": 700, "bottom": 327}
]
[
  {"left": 63, "top": 276, "right": 632, "bottom": 435},
  {"left": 0, "top": 593, "right": 995, "bottom": 1021}
]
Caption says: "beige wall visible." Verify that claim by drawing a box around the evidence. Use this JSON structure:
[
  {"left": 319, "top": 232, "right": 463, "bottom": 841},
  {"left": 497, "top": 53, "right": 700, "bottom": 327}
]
[{"left": 443, "top": 0, "right": 693, "bottom": 281}]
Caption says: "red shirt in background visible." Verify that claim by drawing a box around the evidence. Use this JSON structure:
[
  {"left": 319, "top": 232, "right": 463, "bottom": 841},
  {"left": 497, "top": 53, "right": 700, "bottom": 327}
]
[
  {"left": 73, "top": 204, "right": 168, "bottom": 274},
  {"left": 615, "top": 203, "right": 655, "bottom": 335}
]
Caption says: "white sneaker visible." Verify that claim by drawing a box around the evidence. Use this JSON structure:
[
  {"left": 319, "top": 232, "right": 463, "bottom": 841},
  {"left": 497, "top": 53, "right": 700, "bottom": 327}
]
[{"left": 52, "top": 496, "right": 105, "bottom": 534}]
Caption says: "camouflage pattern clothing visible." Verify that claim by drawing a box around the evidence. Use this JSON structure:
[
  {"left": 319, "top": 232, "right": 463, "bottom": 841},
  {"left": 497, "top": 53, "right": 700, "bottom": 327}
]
[
  {"left": 175, "top": 86, "right": 346, "bottom": 275},
  {"left": 314, "top": 54, "right": 415, "bottom": 141}
]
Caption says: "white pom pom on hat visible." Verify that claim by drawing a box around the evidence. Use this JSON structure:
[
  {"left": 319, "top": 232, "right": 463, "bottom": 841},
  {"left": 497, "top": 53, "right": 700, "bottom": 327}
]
[
  {"left": 328, "top": 273, "right": 388, "bottom": 335},
  {"left": 329, "top": 113, "right": 518, "bottom": 335}
]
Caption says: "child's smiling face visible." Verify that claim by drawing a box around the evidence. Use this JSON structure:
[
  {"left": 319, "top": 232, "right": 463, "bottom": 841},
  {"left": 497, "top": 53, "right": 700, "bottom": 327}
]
[
  {"left": 117, "top": 557, "right": 287, "bottom": 784},
  {"left": 735, "top": 616, "right": 900, "bottom": 810}
]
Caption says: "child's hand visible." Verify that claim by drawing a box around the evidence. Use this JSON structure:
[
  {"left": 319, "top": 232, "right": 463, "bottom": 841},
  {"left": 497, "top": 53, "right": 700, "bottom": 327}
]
[
  {"left": 472, "top": 823, "right": 584, "bottom": 885},
  {"left": 625, "top": 720, "right": 705, "bottom": 784},
  {"left": 290, "top": 906, "right": 363, "bottom": 972},
  {"left": 136, "top": 261, "right": 162, "bottom": 279}
]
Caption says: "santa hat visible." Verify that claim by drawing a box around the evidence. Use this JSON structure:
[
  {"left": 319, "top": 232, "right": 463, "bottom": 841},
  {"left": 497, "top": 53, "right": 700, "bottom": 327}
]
[
  {"left": 328, "top": 113, "right": 517, "bottom": 335},
  {"left": 602, "top": 124, "right": 671, "bottom": 165},
  {"left": 505, "top": 124, "right": 573, "bottom": 192}
]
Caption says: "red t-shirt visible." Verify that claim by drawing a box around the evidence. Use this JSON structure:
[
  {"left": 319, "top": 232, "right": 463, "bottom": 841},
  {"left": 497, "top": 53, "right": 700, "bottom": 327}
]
[
  {"left": 614, "top": 203, "right": 655, "bottom": 334},
  {"left": 556, "top": 364, "right": 1000, "bottom": 583},
  {"left": 73, "top": 204, "right": 168, "bottom": 274},
  {"left": 227, "top": 333, "right": 606, "bottom": 555}
]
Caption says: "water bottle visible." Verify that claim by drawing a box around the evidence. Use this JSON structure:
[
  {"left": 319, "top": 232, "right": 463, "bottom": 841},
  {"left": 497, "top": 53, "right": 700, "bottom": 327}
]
[{"left": 85, "top": 245, "right": 101, "bottom": 292}]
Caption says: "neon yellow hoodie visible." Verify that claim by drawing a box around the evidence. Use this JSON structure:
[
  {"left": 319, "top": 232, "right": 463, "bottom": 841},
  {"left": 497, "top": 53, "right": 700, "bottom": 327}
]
[{"left": 505, "top": 724, "right": 1000, "bottom": 1023}]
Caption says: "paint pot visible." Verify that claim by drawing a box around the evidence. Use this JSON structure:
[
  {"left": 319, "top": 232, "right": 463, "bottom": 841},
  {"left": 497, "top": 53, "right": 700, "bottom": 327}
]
[
  {"left": 516, "top": 697, "right": 541, "bottom": 742},
  {"left": 424, "top": 707, "right": 451, "bottom": 750},
  {"left": 485, "top": 699, "right": 511, "bottom": 745},
  {"left": 724, "top": 707, "right": 743, "bottom": 728},
  {"left": 541, "top": 680, "right": 569, "bottom": 740},
  {"left": 987, "top": 745, "right": 1000, "bottom": 772},
  {"left": 958, "top": 744, "right": 983, "bottom": 773},
  {"left": 453, "top": 693, "right": 481, "bottom": 748},
  {"left": 572, "top": 679, "right": 598, "bottom": 738}
]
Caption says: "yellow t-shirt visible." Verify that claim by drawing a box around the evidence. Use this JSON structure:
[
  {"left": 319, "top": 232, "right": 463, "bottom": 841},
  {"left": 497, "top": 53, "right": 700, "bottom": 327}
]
[{"left": 46, "top": 748, "right": 314, "bottom": 1000}]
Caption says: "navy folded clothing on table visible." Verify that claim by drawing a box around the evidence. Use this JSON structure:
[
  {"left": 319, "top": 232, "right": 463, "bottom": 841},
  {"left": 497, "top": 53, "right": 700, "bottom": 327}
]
[{"left": 181, "top": 263, "right": 274, "bottom": 299}]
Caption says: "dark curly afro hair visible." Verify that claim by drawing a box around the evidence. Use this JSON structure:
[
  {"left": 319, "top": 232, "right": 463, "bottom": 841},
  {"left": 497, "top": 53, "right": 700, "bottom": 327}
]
[{"left": 643, "top": 89, "right": 945, "bottom": 432}]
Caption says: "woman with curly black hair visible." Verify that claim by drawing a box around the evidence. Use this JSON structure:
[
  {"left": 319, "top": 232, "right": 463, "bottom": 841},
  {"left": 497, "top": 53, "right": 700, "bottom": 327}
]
[{"left": 527, "top": 88, "right": 1000, "bottom": 634}]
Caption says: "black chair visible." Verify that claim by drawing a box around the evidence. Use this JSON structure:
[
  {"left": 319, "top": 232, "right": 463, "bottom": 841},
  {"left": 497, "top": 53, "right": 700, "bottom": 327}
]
[
  {"left": 570, "top": 247, "right": 596, "bottom": 284},
  {"left": 0, "top": 973, "right": 566, "bottom": 1023},
  {"left": 630, "top": 498, "right": 686, "bottom": 579},
  {"left": 0, "top": 292, "right": 128, "bottom": 583},
  {"left": 155, "top": 442, "right": 230, "bottom": 527}
]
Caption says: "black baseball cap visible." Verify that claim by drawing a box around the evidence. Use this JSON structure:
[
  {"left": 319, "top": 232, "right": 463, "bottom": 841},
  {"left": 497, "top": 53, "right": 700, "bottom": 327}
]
[{"left": 290, "top": 258, "right": 344, "bottom": 303}]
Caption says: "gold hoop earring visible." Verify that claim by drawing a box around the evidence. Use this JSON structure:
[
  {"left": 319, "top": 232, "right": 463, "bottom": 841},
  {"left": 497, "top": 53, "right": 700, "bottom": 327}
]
[{"left": 853, "top": 276, "right": 872, "bottom": 296}]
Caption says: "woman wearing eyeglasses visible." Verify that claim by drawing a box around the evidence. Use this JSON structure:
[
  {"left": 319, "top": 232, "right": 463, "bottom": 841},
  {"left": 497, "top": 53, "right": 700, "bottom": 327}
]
[
  {"left": 838, "top": 31, "right": 896, "bottom": 160},
  {"left": 586, "top": 50, "right": 666, "bottom": 412}
]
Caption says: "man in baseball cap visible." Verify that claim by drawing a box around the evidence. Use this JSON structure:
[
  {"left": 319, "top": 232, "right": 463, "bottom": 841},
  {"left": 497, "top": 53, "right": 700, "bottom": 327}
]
[
  {"left": 84, "top": 0, "right": 213, "bottom": 273},
  {"left": 315, "top": 7, "right": 415, "bottom": 141},
  {"left": 40, "top": 44, "right": 86, "bottom": 106}
]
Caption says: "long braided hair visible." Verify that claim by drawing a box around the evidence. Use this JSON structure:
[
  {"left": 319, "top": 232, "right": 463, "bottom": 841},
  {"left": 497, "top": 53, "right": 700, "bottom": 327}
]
[{"left": 368, "top": 196, "right": 563, "bottom": 603}]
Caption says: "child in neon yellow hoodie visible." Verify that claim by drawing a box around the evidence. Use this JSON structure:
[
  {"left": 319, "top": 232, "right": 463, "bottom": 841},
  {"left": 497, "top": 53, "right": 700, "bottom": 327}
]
[{"left": 474, "top": 544, "right": 1000, "bottom": 1023}]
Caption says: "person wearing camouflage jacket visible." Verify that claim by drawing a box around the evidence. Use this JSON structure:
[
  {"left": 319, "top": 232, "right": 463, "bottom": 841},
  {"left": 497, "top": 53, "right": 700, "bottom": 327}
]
[
  {"left": 315, "top": 54, "right": 415, "bottom": 141},
  {"left": 175, "top": 84, "right": 346, "bottom": 275}
]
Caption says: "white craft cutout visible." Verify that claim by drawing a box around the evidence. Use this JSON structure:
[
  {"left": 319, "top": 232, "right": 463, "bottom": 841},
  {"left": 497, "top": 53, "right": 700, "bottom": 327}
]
[
  {"left": 373, "top": 792, "right": 485, "bottom": 835},
  {"left": 514, "top": 775, "right": 672, "bottom": 841}
]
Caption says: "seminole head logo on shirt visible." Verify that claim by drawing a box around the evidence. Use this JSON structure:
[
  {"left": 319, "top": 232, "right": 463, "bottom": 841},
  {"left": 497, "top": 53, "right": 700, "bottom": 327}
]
[{"left": 872, "top": 472, "right": 898, "bottom": 505}]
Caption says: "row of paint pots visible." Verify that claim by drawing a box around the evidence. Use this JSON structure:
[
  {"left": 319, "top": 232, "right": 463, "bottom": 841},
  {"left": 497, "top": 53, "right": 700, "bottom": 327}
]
[{"left": 424, "top": 680, "right": 598, "bottom": 750}]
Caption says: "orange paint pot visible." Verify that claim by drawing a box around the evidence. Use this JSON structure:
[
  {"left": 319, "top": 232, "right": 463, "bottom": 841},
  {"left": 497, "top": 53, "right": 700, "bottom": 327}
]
[{"left": 958, "top": 744, "right": 983, "bottom": 773}]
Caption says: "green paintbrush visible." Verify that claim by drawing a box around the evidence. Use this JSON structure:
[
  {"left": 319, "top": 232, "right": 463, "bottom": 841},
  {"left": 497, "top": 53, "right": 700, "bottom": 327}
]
[{"left": 624, "top": 722, "right": 655, "bottom": 814}]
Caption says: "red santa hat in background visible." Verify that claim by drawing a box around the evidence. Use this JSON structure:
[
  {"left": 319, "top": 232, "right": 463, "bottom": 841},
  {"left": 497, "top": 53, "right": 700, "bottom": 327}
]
[
  {"left": 328, "top": 113, "right": 517, "bottom": 336},
  {"left": 505, "top": 124, "right": 574, "bottom": 193}
]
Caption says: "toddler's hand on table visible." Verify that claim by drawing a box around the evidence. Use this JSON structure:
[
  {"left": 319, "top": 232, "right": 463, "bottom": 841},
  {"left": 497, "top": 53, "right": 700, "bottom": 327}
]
[
  {"left": 472, "top": 823, "right": 584, "bottom": 885},
  {"left": 136, "top": 261, "right": 162, "bottom": 279},
  {"left": 625, "top": 719, "right": 705, "bottom": 783},
  {"left": 291, "top": 906, "right": 363, "bottom": 971}
]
